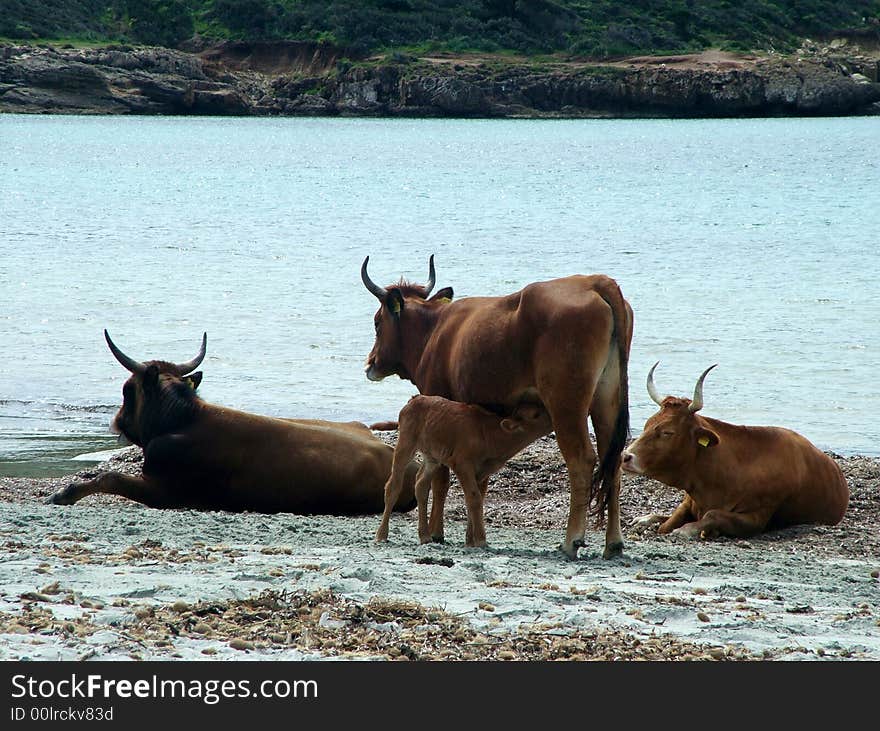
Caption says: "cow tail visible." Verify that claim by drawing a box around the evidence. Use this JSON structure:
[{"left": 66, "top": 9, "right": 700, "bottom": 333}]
[{"left": 590, "top": 278, "right": 631, "bottom": 524}]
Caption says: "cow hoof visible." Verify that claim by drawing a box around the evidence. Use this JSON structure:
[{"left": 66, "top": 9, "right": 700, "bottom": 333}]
[
  {"left": 431, "top": 536, "right": 445, "bottom": 544},
  {"left": 602, "top": 541, "right": 624, "bottom": 560},
  {"left": 559, "top": 538, "right": 585, "bottom": 560}
]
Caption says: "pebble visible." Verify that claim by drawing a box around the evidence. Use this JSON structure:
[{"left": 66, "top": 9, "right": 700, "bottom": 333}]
[
  {"left": 871, "top": 570, "right": 879, "bottom": 579},
  {"left": 229, "top": 638, "right": 254, "bottom": 651},
  {"left": 192, "top": 623, "right": 211, "bottom": 634},
  {"left": 697, "top": 612, "right": 710, "bottom": 622},
  {"left": 40, "top": 581, "right": 61, "bottom": 595},
  {"left": 171, "top": 601, "right": 189, "bottom": 613},
  {"left": 201, "top": 647, "right": 217, "bottom": 655},
  {"left": 478, "top": 602, "right": 495, "bottom": 612},
  {"left": 708, "top": 648, "right": 725, "bottom": 659}
]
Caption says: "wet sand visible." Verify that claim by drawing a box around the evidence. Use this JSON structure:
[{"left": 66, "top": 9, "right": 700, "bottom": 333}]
[{"left": 1, "top": 437, "right": 878, "bottom": 661}]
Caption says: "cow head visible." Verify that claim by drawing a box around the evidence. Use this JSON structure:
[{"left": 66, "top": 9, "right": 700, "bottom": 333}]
[
  {"left": 104, "top": 330, "right": 206, "bottom": 447},
  {"left": 361, "top": 255, "right": 453, "bottom": 382},
  {"left": 621, "top": 362, "right": 719, "bottom": 482},
  {"left": 500, "top": 403, "right": 553, "bottom": 437}
]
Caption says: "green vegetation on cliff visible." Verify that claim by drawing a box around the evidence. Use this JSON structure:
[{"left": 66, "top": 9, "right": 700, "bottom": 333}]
[{"left": 3, "top": 1, "right": 879, "bottom": 57}]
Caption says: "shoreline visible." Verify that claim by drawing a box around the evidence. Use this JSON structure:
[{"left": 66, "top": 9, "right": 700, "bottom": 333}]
[
  {"left": 2, "top": 437, "right": 878, "bottom": 661},
  {"left": 2, "top": 42, "right": 879, "bottom": 118}
]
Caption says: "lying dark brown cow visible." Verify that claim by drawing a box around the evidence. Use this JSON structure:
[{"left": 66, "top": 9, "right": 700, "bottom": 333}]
[
  {"left": 376, "top": 395, "right": 552, "bottom": 547},
  {"left": 361, "top": 256, "right": 633, "bottom": 559},
  {"left": 48, "top": 331, "right": 419, "bottom": 515},
  {"left": 621, "top": 363, "right": 849, "bottom": 539}
]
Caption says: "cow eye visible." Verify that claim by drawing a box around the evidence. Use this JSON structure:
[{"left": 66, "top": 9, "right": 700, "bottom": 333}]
[{"left": 661, "top": 430, "right": 675, "bottom": 437}]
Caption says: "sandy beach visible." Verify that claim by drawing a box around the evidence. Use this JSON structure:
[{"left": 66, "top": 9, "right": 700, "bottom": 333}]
[{"left": 1, "top": 435, "right": 878, "bottom": 661}]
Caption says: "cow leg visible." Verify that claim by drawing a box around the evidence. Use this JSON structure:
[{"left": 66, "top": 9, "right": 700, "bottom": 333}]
[
  {"left": 47, "top": 472, "right": 176, "bottom": 508},
  {"left": 416, "top": 462, "right": 437, "bottom": 544},
  {"left": 590, "top": 391, "right": 626, "bottom": 559},
  {"left": 376, "top": 434, "right": 419, "bottom": 543},
  {"left": 458, "top": 471, "right": 487, "bottom": 548},
  {"left": 426, "top": 464, "right": 450, "bottom": 543},
  {"left": 657, "top": 496, "right": 696, "bottom": 534},
  {"left": 547, "top": 409, "right": 596, "bottom": 559},
  {"left": 687, "top": 508, "right": 771, "bottom": 540}
]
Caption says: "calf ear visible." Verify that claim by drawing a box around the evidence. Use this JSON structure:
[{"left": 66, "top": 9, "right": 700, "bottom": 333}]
[
  {"left": 186, "top": 372, "right": 203, "bottom": 390},
  {"left": 695, "top": 427, "right": 719, "bottom": 448},
  {"left": 500, "top": 418, "right": 524, "bottom": 433},
  {"left": 386, "top": 288, "right": 405, "bottom": 317},
  {"left": 429, "top": 286, "right": 454, "bottom": 303}
]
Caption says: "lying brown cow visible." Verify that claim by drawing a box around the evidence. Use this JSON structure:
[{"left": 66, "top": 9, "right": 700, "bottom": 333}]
[
  {"left": 621, "top": 362, "right": 849, "bottom": 539},
  {"left": 376, "top": 395, "right": 552, "bottom": 547},
  {"left": 48, "top": 331, "right": 419, "bottom": 515}
]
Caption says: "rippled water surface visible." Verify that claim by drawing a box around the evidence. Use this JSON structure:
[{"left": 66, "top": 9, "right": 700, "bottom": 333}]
[{"left": 1, "top": 114, "right": 878, "bottom": 474}]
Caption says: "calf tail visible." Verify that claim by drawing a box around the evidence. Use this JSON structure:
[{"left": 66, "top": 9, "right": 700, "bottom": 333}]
[{"left": 590, "top": 278, "right": 632, "bottom": 524}]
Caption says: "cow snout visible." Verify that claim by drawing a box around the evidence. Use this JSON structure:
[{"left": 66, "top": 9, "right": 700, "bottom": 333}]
[
  {"left": 621, "top": 450, "right": 641, "bottom": 474},
  {"left": 365, "top": 364, "right": 385, "bottom": 382}
]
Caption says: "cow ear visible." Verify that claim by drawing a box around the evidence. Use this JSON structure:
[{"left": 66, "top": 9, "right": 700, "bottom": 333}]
[
  {"left": 143, "top": 364, "right": 159, "bottom": 391},
  {"left": 500, "top": 418, "right": 524, "bottom": 433},
  {"left": 429, "top": 287, "right": 454, "bottom": 303},
  {"left": 186, "top": 372, "right": 203, "bottom": 390},
  {"left": 695, "top": 427, "right": 719, "bottom": 448},
  {"left": 386, "top": 288, "right": 404, "bottom": 318}
]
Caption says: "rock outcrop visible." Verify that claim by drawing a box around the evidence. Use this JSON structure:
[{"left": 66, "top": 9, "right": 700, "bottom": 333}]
[{"left": 2, "top": 41, "right": 878, "bottom": 118}]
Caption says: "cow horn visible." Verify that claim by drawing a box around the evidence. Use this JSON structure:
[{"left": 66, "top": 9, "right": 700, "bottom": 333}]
[
  {"left": 104, "top": 330, "right": 146, "bottom": 375},
  {"left": 688, "top": 364, "right": 718, "bottom": 413},
  {"left": 646, "top": 361, "right": 664, "bottom": 406},
  {"left": 425, "top": 254, "right": 436, "bottom": 296},
  {"left": 361, "top": 256, "right": 387, "bottom": 300},
  {"left": 175, "top": 332, "right": 207, "bottom": 375}
]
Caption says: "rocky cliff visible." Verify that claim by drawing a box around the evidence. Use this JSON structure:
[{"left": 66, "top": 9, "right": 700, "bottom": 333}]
[{"left": 2, "top": 41, "right": 878, "bottom": 118}]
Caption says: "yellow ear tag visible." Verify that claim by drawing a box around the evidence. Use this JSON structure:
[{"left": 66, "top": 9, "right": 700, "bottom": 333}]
[
  {"left": 437, "top": 297, "right": 451, "bottom": 304},
  {"left": 391, "top": 299, "right": 401, "bottom": 314},
  {"left": 698, "top": 436, "right": 710, "bottom": 447},
  {"left": 186, "top": 377, "right": 196, "bottom": 389}
]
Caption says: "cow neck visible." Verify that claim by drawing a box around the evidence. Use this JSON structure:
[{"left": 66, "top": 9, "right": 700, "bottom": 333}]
[
  {"left": 142, "top": 382, "right": 201, "bottom": 446},
  {"left": 398, "top": 302, "right": 441, "bottom": 388}
]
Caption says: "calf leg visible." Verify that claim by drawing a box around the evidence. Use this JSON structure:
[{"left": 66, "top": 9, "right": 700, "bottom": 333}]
[
  {"left": 47, "top": 472, "right": 177, "bottom": 508},
  {"left": 457, "top": 471, "right": 487, "bottom": 548},
  {"left": 465, "top": 478, "right": 490, "bottom": 546},
  {"left": 416, "top": 462, "right": 438, "bottom": 544},
  {"left": 376, "top": 435, "right": 418, "bottom": 543},
  {"left": 426, "top": 464, "right": 450, "bottom": 543}
]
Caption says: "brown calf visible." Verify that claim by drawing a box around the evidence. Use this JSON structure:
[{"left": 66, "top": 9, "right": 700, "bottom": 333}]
[
  {"left": 376, "top": 395, "right": 552, "bottom": 547},
  {"left": 621, "top": 363, "right": 849, "bottom": 539}
]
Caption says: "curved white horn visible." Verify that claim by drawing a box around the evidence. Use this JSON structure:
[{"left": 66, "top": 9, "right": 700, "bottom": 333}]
[
  {"left": 646, "top": 361, "right": 664, "bottom": 406},
  {"left": 688, "top": 364, "right": 718, "bottom": 413}
]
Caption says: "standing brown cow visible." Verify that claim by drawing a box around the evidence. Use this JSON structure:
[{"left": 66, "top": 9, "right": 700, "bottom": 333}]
[
  {"left": 376, "top": 395, "right": 553, "bottom": 547},
  {"left": 48, "top": 331, "right": 419, "bottom": 515},
  {"left": 361, "top": 256, "right": 633, "bottom": 559},
  {"left": 622, "top": 362, "right": 849, "bottom": 538}
]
